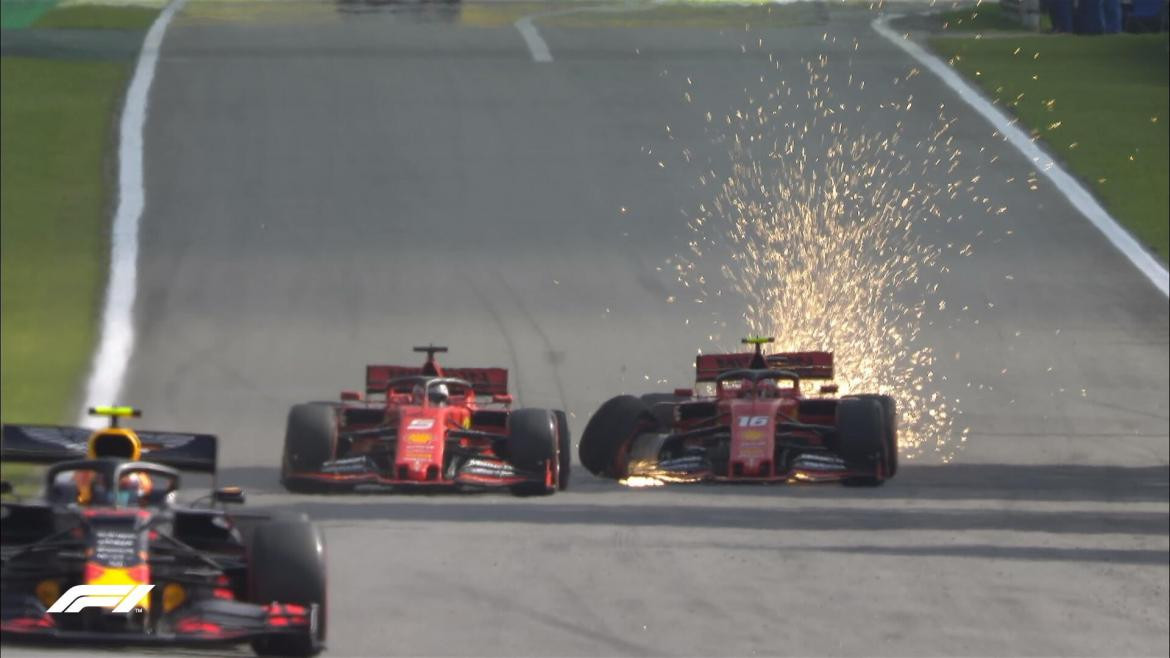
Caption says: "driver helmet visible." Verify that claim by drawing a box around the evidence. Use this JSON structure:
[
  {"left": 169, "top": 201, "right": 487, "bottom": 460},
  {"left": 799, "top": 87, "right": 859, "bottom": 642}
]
[
  {"left": 116, "top": 472, "right": 153, "bottom": 506},
  {"left": 738, "top": 378, "right": 755, "bottom": 398},
  {"left": 429, "top": 383, "right": 450, "bottom": 406},
  {"left": 411, "top": 383, "right": 426, "bottom": 404},
  {"left": 757, "top": 379, "right": 779, "bottom": 399}
]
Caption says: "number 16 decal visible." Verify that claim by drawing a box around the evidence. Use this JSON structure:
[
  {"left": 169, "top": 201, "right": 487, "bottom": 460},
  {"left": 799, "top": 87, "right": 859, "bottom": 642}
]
[{"left": 738, "top": 416, "right": 769, "bottom": 427}]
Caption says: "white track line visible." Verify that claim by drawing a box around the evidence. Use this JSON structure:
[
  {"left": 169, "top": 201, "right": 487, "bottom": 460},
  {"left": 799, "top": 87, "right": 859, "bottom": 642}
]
[
  {"left": 79, "top": 0, "right": 189, "bottom": 425},
  {"left": 515, "top": 15, "right": 553, "bottom": 63},
  {"left": 515, "top": 2, "right": 656, "bottom": 63},
  {"left": 872, "top": 15, "right": 1169, "bottom": 297}
]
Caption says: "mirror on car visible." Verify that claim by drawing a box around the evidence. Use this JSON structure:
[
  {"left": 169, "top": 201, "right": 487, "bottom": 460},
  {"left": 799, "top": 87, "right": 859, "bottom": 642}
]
[{"left": 213, "top": 486, "right": 245, "bottom": 504}]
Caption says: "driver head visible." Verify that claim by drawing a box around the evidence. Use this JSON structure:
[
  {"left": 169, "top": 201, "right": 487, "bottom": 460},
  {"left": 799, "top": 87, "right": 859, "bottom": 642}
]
[
  {"left": 429, "top": 383, "right": 450, "bottom": 406},
  {"left": 757, "top": 379, "right": 778, "bottom": 399},
  {"left": 116, "top": 472, "right": 152, "bottom": 506},
  {"left": 738, "top": 378, "right": 755, "bottom": 398}
]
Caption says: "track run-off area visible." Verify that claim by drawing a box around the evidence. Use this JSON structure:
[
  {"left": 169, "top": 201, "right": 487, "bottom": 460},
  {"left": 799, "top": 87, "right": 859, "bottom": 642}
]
[{"left": 13, "top": 0, "right": 1170, "bottom": 656}]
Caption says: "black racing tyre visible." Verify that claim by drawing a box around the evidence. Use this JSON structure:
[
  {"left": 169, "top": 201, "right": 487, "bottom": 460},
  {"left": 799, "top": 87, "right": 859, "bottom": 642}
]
[
  {"left": 508, "top": 408, "right": 559, "bottom": 467},
  {"left": 579, "top": 395, "right": 656, "bottom": 478},
  {"left": 846, "top": 394, "right": 897, "bottom": 478},
  {"left": 507, "top": 409, "right": 559, "bottom": 497},
  {"left": 249, "top": 520, "right": 327, "bottom": 657},
  {"left": 233, "top": 512, "right": 312, "bottom": 551},
  {"left": 554, "top": 410, "right": 571, "bottom": 491},
  {"left": 835, "top": 397, "right": 887, "bottom": 487},
  {"left": 281, "top": 403, "right": 338, "bottom": 492}
]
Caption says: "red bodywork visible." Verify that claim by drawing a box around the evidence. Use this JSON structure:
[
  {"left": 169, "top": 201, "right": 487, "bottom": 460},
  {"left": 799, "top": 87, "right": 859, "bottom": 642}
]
[
  {"left": 616, "top": 346, "right": 894, "bottom": 485},
  {"left": 282, "top": 348, "right": 562, "bottom": 493}
]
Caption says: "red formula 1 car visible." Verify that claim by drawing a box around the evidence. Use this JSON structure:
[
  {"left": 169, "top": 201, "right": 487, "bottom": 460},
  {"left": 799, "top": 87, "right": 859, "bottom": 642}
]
[
  {"left": 579, "top": 337, "right": 897, "bottom": 486},
  {"left": 280, "top": 346, "right": 570, "bottom": 496}
]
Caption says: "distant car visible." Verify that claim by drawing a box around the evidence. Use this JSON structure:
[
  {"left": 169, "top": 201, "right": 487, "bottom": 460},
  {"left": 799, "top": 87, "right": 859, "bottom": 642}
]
[
  {"left": 579, "top": 337, "right": 897, "bottom": 486},
  {"left": 281, "top": 345, "right": 570, "bottom": 496},
  {"left": 0, "top": 407, "right": 325, "bottom": 656}
]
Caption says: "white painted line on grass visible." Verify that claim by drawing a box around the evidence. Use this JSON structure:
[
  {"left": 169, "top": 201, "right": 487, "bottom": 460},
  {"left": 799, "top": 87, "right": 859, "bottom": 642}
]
[
  {"left": 79, "top": 0, "right": 189, "bottom": 425},
  {"left": 872, "top": 15, "right": 1168, "bottom": 298},
  {"left": 515, "top": 15, "right": 553, "bottom": 63}
]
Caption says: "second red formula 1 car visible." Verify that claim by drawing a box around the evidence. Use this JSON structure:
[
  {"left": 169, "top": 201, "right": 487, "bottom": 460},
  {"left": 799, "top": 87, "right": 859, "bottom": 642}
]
[
  {"left": 280, "top": 346, "right": 570, "bottom": 495},
  {"left": 579, "top": 337, "right": 897, "bottom": 486}
]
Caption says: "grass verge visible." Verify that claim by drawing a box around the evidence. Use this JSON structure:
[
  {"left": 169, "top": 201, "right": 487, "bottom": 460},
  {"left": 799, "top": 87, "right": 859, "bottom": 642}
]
[
  {"left": 0, "top": 56, "right": 127, "bottom": 425},
  {"left": 35, "top": 2, "right": 159, "bottom": 29},
  {"left": 2, "top": 0, "right": 58, "bottom": 29},
  {"left": 1, "top": 56, "right": 130, "bottom": 490},
  {"left": 931, "top": 1, "right": 1050, "bottom": 32},
  {"left": 2, "top": 3, "right": 159, "bottom": 493},
  {"left": 931, "top": 34, "right": 1169, "bottom": 261}
]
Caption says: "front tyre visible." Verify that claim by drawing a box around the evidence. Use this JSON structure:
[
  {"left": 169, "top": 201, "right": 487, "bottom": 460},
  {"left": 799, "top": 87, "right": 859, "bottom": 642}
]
[
  {"left": 281, "top": 403, "right": 339, "bottom": 493},
  {"left": 835, "top": 397, "right": 888, "bottom": 487},
  {"left": 554, "top": 410, "right": 571, "bottom": 490},
  {"left": 249, "top": 520, "right": 327, "bottom": 656},
  {"left": 845, "top": 394, "right": 897, "bottom": 478},
  {"left": 279, "top": 402, "right": 339, "bottom": 489},
  {"left": 508, "top": 408, "right": 558, "bottom": 496}
]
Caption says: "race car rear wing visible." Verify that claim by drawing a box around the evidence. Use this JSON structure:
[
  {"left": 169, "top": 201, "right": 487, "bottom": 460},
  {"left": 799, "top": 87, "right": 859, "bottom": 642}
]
[
  {"left": 366, "top": 365, "right": 509, "bottom": 396},
  {"left": 0, "top": 424, "right": 218, "bottom": 473},
  {"left": 695, "top": 351, "right": 834, "bottom": 381}
]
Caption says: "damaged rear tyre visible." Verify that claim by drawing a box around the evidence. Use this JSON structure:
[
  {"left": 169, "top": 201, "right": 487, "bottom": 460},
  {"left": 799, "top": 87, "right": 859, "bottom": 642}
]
[{"left": 579, "top": 395, "right": 656, "bottom": 478}]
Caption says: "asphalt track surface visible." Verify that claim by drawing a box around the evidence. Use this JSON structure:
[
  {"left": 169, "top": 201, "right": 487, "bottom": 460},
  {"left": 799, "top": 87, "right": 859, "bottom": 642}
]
[{"left": 10, "top": 1, "right": 1169, "bottom": 656}]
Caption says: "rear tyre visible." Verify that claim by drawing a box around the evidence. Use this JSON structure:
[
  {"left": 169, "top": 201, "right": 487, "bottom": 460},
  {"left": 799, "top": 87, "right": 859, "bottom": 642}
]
[
  {"left": 579, "top": 395, "right": 656, "bottom": 479},
  {"left": 249, "top": 520, "right": 326, "bottom": 657},
  {"left": 508, "top": 409, "right": 558, "bottom": 496},
  {"left": 835, "top": 397, "right": 887, "bottom": 487},
  {"left": 847, "top": 394, "right": 897, "bottom": 478},
  {"left": 281, "top": 403, "right": 339, "bottom": 493},
  {"left": 554, "top": 410, "right": 571, "bottom": 491}
]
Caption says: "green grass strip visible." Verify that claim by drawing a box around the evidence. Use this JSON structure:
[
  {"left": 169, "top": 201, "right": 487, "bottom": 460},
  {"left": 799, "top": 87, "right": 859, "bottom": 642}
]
[
  {"left": 2, "top": 2, "right": 159, "bottom": 432},
  {"left": 2, "top": 3, "right": 162, "bottom": 493},
  {"left": 931, "top": 34, "right": 1169, "bottom": 261},
  {"left": 1, "top": 0, "right": 60, "bottom": 29},
  {"left": 931, "top": 1, "right": 1050, "bottom": 33},
  {"left": 35, "top": 3, "right": 159, "bottom": 29},
  {"left": 0, "top": 56, "right": 129, "bottom": 425}
]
